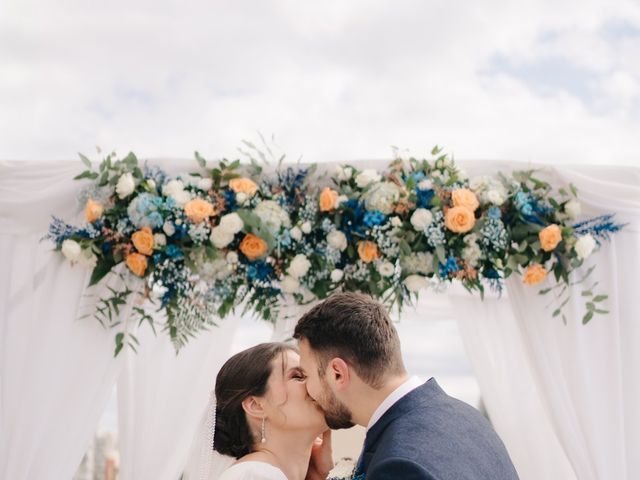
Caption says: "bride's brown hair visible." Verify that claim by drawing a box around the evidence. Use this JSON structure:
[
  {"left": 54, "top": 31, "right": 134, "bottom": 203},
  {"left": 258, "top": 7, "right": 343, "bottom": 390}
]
[{"left": 213, "top": 342, "right": 297, "bottom": 458}]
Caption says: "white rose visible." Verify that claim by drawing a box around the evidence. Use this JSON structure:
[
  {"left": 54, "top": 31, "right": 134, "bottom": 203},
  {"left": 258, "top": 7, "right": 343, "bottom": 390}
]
[
  {"left": 280, "top": 275, "right": 300, "bottom": 294},
  {"left": 410, "top": 208, "right": 433, "bottom": 231},
  {"left": 146, "top": 179, "right": 156, "bottom": 191},
  {"left": 226, "top": 251, "right": 239, "bottom": 264},
  {"left": 288, "top": 254, "right": 311, "bottom": 279},
  {"left": 378, "top": 261, "right": 395, "bottom": 278},
  {"left": 301, "top": 221, "right": 312, "bottom": 234},
  {"left": 355, "top": 169, "right": 381, "bottom": 188},
  {"left": 486, "top": 190, "right": 505, "bottom": 206},
  {"left": 469, "top": 176, "right": 487, "bottom": 192},
  {"left": 417, "top": 179, "right": 433, "bottom": 190},
  {"left": 565, "top": 199, "right": 581, "bottom": 219},
  {"left": 330, "top": 269, "right": 344, "bottom": 283},
  {"left": 219, "top": 213, "right": 244, "bottom": 235},
  {"left": 172, "top": 190, "right": 192, "bottom": 207},
  {"left": 390, "top": 216, "right": 402, "bottom": 227},
  {"left": 335, "top": 166, "right": 353, "bottom": 182},
  {"left": 462, "top": 243, "right": 482, "bottom": 268},
  {"left": 404, "top": 274, "right": 428, "bottom": 292},
  {"left": 575, "top": 234, "right": 596, "bottom": 260},
  {"left": 210, "top": 226, "right": 235, "bottom": 249},
  {"left": 431, "top": 170, "right": 442, "bottom": 179},
  {"left": 77, "top": 248, "right": 97, "bottom": 268},
  {"left": 163, "top": 221, "right": 176, "bottom": 237},
  {"left": 236, "top": 192, "right": 248, "bottom": 205},
  {"left": 290, "top": 226, "right": 302, "bottom": 241},
  {"left": 116, "top": 173, "right": 135, "bottom": 199},
  {"left": 363, "top": 182, "right": 401, "bottom": 214},
  {"left": 61, "top": 239, "right": 82, "bottom": 262},
  {"left": 153, "top": 233, "right": 167, "bottom": 247},
  {"left": 464, "top": 233, "right": 478, "bottom": 245},
  {"left": 255, "top": 200, "right": 291, "bottom": 234},
  {"left": 163, "top": 179, "right": 184, "bottom": 197},
  {"left": 327, "top": 230, "right": 348, "bottom": 251},
  {"left": 197, "top": 178, "right": 213, "bottom": 191}
]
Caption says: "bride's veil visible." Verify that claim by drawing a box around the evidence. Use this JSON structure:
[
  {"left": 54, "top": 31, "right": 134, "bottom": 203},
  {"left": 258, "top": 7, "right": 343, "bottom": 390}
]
[{"left": 183, "top": 390, "right": 235, "bottom": 479}]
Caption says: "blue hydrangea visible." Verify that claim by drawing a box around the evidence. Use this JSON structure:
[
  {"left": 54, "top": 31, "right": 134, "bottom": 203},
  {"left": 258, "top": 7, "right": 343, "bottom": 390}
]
[
  {"left": 127, "top": 193, "right": 165, "bottom": 229},
  {"left": 165, "top": 244, "right": 184, "bottom": 260},
  {"left": 278, "top": 230, "right": 292, "bottom": 248},
  {"left": 412, "top": 171, "right": 426, "bottom": 182},
  {"left": 364, "top": 210, "right": 386, "bottom": 227},
  {"left": 147, "top": 211, "right": 164, "bottom": 228},
  {"left": 488, "top": 207, "right": 502, "bottom": 219},
  {"left": 439, "top": 256, "right": 460, "bottom": 278},
  {"left": 247, "top": 262, "right": 273, "bottom": 281}
]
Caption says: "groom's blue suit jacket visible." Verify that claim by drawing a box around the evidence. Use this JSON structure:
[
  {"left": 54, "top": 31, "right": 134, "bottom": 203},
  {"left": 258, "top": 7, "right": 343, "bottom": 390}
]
[{"left": 357, "top": 378, "right": 519, "bottom": 479}]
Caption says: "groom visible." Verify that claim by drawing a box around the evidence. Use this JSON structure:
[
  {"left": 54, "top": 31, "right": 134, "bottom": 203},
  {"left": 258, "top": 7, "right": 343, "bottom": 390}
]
[{"left": 294, "top": 292, "right": 519, "bottom": 480}]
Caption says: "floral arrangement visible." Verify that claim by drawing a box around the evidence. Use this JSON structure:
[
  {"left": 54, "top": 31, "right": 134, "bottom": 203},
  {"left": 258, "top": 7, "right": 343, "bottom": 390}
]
[{"left": 46, "top": 145, "right": 624, "bottom": 355}]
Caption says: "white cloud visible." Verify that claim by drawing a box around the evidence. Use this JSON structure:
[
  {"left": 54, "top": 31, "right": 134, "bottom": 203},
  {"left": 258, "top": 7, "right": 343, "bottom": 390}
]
[{"left": 1, "top": 0, "right": 639, "bottom": 165}]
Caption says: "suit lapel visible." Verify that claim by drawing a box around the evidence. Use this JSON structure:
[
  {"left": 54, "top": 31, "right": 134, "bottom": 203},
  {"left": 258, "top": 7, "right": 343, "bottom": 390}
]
[{"left": 358, "top": 378, "right": 444, "bottom": 473}]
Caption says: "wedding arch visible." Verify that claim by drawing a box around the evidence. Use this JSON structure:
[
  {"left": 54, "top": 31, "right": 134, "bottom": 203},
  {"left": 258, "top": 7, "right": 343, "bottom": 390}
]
[{"left": 1, "top": 145, "right": 638, "bottom": 480}]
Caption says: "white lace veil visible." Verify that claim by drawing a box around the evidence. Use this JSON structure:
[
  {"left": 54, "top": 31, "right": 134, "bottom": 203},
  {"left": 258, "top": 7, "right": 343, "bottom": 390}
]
[{"left": 183, "top": 389, "right": 236, "bottom": 480}]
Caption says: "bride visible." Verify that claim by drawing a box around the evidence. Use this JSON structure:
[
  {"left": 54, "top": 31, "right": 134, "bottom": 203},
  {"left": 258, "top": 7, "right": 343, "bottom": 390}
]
[{"left": 191, "top": 342, "right": 333, "bottom": 480}]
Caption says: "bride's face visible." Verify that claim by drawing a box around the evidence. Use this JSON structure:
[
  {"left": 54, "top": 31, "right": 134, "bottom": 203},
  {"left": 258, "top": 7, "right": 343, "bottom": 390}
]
[{"left": 262, "top": 349, "right": 328, "bottom": 434}]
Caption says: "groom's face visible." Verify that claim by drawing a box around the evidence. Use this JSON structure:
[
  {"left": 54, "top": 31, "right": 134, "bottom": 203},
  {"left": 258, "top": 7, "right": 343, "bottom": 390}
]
[{"left": 299, "top": 339, "right": 355, "bottom": 430}]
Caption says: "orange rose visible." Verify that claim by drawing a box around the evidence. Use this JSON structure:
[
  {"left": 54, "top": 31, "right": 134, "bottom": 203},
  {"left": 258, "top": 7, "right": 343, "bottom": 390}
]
[
  {"left": 358, "top": 241, "right": 379, "bottom": 263},
  {"left": 539, "top": 224, "right": 562, "bottom": 252},
  {"left": 523, "top": 264, "right": 547, "bottom": 285},
  {"left": 229, "top": 178, "right": 259, "bottom": 197},
  {"left": 451, "top": 188, "right": 479, "bottom": 212},
  {"left": 84, "top": 199, "right": 104, "bottom": 223},
  {"left": 126, "top": 253, "right": 148, "bottom": 277},
  {"left": 444, "top": 206, "right": 475, "bottom": 233},
  {"left": 131, "top": 227, "right": 154, "bottom": 256},
  {"left": 319, "top": 187, "right": 339, "bottom": 212},
  {"left": 239, "top": 233, "right": 268, "bottom": 261},
  {"left": 184, "top": 198, "right": 215, "bottom": 223}
]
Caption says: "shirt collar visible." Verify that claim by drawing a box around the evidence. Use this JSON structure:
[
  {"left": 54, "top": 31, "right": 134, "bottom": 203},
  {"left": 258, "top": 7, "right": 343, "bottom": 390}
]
[{"left": 366, "top": 376, "right": 423, "bottom": 431}]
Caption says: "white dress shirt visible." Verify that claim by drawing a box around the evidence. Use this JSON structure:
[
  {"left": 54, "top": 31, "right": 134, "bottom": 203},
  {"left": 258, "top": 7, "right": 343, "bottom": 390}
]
[{"left": 366, "top": 376, "right": 424, "bottom": 431}]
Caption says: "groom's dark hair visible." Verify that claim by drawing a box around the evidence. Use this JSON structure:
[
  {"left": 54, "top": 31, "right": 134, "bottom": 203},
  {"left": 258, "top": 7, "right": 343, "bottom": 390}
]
[{"left": 294, "top": 292, "right": 405, "bottom": 388}]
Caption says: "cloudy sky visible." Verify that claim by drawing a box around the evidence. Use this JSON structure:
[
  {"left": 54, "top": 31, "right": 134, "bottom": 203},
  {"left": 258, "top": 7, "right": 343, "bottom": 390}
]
[{"left": 2, "top": 0, "right": 639, "bottom": 165}]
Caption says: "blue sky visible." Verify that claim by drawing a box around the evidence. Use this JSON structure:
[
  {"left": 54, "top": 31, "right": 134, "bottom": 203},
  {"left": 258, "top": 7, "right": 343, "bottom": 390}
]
[{"left": 1, "top": 0, "right": 639, "bottom": 165}]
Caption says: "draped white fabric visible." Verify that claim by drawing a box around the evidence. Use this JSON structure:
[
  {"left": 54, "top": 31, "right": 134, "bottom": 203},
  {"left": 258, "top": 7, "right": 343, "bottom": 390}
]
[
  {"left": 1, "top": 159, "right": 638, "bottom": 480},
  {"left": 117, "top": 313, "right": 239, "bottom": 480},
  {"left": 0, "top": 163, "right": 129, "bottom": 480},
  {"left": 503, "top": 165, "right": 640, "bottom": 480},
  {"left": 455, "top": 287, "right": 577, "bottom": 479}
]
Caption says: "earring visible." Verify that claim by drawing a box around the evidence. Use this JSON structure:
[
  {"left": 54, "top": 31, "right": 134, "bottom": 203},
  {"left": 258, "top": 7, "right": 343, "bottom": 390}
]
[{"left": 261, "top": 417, "right": 267, "bottom": 443}]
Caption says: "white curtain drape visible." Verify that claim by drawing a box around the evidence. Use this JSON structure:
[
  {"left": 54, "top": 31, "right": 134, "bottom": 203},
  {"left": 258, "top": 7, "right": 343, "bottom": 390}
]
[
  {"left": 117, "top": 312, "right": 239, "bottom": 480},
  {"left": 502, "top": 166, "right": 640, "bottom": 480},
  {"left": 455, "top": 287, "right": 577, "bottom": 479},
  {"left": 0, "top": 163, "right": 129, "bottom": 480},
  {"left": 456, "top": 165, "right": 640, "bottom": 480}
]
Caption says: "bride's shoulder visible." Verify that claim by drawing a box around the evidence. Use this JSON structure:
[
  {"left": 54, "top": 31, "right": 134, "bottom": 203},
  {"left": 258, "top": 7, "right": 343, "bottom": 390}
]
[{"left": 218, "top": 461, "right": 287, "bottom": 480}]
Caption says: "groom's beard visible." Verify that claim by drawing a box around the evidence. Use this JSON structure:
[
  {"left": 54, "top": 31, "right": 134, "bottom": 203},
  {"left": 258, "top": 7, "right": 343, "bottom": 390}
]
[{"left": 318, "top": 381, "right": 355, "bottom": 430}]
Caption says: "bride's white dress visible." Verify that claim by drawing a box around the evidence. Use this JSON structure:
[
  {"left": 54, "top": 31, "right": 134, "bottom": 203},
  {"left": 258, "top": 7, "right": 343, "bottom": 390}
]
[{"left": 218, "top": 461, "right": 288, "bottom": 480}]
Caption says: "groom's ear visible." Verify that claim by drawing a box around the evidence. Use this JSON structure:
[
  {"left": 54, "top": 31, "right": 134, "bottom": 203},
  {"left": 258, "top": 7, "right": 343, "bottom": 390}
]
[
  {"left": 327, "top": 358, "right": 350, "bottom": 390},
  {"left": 241, "top": 396, "right": 266, "bottom": 419}
]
